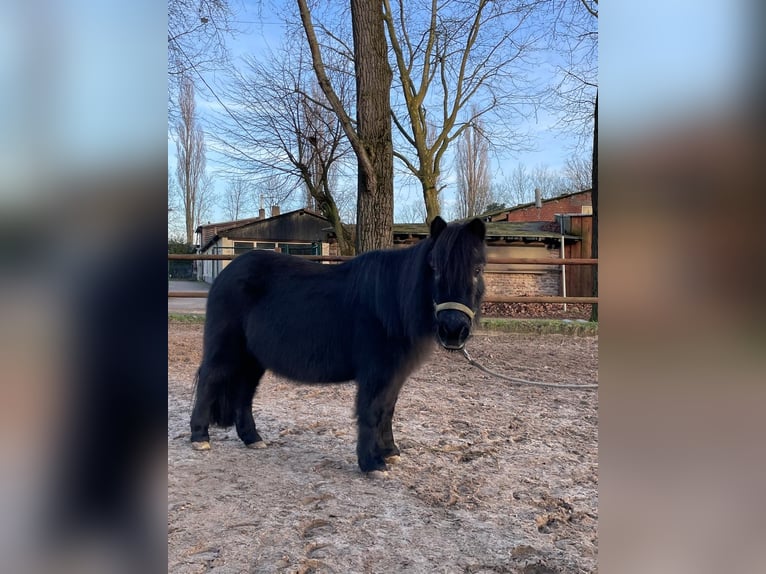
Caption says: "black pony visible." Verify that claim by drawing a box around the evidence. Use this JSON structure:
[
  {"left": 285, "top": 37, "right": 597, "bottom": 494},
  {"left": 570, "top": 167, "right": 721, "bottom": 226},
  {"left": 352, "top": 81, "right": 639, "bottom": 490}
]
[{"left": 190, "top": 216, "right": 486, "bottom": 472}]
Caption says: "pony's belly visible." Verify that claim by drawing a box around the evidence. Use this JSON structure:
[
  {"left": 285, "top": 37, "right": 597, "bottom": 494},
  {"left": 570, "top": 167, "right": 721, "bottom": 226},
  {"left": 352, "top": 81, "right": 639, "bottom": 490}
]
[
  {"left": 270, "top": 364, "right": 354, "bottom": 384},
  {"left": 266, "top": 358, "right": 354, "bottom": 384},
  {"left": 250, "top": 343, "right": 355, "bottom": 384}
]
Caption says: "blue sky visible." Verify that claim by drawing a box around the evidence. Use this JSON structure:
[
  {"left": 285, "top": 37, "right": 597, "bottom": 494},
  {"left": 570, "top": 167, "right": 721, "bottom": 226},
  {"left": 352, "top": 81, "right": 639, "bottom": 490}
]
[{"left": 168, "top": 0, "right": 595, "bottom": 225}]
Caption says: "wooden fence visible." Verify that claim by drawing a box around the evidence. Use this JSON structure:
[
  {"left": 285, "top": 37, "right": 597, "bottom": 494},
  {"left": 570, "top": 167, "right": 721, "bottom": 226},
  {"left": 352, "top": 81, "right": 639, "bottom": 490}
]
[{"left": 168, "top": 253, "right": 598, "bottom": 304}]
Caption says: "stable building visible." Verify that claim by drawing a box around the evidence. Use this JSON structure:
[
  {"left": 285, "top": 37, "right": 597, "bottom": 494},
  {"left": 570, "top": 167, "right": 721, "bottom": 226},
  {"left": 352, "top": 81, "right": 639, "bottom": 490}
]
[{"left": 195, "top": 207, "right": 334, "bottom": 283}]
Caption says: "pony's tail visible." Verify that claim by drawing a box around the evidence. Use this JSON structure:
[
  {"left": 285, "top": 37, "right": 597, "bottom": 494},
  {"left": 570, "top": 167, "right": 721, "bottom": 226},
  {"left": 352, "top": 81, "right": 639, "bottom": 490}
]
[{"left": 192, "top": 364, "right": 237, "bottom": 428}]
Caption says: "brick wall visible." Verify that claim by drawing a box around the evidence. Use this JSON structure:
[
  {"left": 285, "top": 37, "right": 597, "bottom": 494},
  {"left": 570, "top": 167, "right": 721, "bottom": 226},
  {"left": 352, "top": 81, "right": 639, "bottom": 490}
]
[
  {"left": 499, "top": 190, "right": 592, "bottom": 222},
  {"left": 484, "top": 271, "right": 561, "bottom": 298}
]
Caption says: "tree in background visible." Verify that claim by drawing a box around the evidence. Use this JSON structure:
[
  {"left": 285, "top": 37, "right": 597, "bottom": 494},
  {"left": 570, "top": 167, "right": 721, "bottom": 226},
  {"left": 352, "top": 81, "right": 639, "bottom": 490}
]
[
  {"left": 167, "top": 170, "right": 186, "bottom": 240},
  {"left": 174, "top": 76, "right": 213, "bottom": 245},
  {"left": 168, "top": 0, "right": 233, "bottom": 115},
  {"left": 257, "top": 174, "right": 291, "bottom": 214},
  {"left": 396, "top": 199, "right": 427, "bottom": 223},
  {"left": 298, "top": 0, "right": 394, "bottom": 252},
  {"left": 297, "top": 82, "right": 355, "bottom": 253},
  {"left": 497, "top": 163, "right": 562, "bottom": 206},
  {"left": 212, "top": 42, "right": 356, "bottom": 255},
  {"left": 494, "top": 154, "right": 590, "bottom": 210},
  {"left": 220, "top": 178, "right": 253, "bottom": 221},
  {"left": 455, "top": 110, "right": 492, "bottom": 218},
  {"left": 547, "top": 0, "right": 597, "bottom": 151},
  {"left": 531, "top": 165, "right": 569, "bottom": 200},
  {"left": 563, "top": 154, "right": 593, "bottom": 192},
  {"left": 383, "top": 0, "right": 542, "bottom": 222},
  {"left": 502, "top": 163, "right": 533, "bottom": 206}
]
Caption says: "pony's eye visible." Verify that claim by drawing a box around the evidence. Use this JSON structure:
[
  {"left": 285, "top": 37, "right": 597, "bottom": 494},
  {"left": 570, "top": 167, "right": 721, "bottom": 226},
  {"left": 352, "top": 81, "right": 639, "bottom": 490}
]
[{"left": 474, "top": 266, "right": 482, "bottom": 277}]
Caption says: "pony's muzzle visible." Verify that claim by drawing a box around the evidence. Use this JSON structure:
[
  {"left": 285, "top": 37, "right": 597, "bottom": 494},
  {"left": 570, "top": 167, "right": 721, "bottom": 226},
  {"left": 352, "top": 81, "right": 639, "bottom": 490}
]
[
  {"left": 435, "top": 307, "right": 473, "bottom": 350},
  {"left": 437, "top": 321, "right": 470, "bottom": 350}
]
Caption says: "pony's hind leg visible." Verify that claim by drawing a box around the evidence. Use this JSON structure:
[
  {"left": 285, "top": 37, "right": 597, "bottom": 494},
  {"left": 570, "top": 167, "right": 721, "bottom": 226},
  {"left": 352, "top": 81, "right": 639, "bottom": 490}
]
[
  {"left": 234, "top": 358, "right": 266, "bottom": 448},
  {"left": 190, "top": 355, "right": 252, "bottom": 450},
  {"left": 189, "top": 363, "right": 218, "bottom": 450}
]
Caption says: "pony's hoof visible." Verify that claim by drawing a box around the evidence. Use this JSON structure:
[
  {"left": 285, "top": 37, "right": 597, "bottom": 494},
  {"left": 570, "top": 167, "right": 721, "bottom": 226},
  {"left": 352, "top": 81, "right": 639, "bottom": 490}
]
[
  {"left": 366, "top": 469, "right": 389, "bottom": 480},
  {"left": 191, "top": 441, "right": 210, "bottom": 451},
  {"left": 384, "top": 454, "right": 401, "bottom": 465},
  {"left": 246, "top": 440, "right": 267, "bottom": 449}
]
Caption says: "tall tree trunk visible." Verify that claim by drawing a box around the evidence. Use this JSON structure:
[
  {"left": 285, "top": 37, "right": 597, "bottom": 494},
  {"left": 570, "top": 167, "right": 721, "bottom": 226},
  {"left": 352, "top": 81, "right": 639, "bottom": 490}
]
[
  {"left": 590, "top": 92, "right": 598, "bottom": 322},
  {"left": 423, "top": 181, "right": 440, "bottom": 223},
  {"left": 351, "top": 0, "right": 394, "bottom": 252},
  {"left": 175, "top": 75, "right": 205, "bottom": 246}
]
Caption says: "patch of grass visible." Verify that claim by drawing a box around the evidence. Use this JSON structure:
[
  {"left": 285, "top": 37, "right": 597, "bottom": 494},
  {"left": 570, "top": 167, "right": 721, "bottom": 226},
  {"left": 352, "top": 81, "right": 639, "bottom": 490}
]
[
  {"left": 169, "top": 313, "right": 597, "bottom": 334},
  {"left": 168, "top": 313, "right": 206, "bottom": 324},
  {"left": 479, "top": 317, "right": 598, "bottom": 336}
]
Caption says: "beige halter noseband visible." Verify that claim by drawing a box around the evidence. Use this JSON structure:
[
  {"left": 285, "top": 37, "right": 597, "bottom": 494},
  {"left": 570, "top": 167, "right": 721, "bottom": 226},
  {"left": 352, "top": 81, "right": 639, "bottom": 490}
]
[{"left": 433, "top": 301, "right": 475, "bottom": 321}]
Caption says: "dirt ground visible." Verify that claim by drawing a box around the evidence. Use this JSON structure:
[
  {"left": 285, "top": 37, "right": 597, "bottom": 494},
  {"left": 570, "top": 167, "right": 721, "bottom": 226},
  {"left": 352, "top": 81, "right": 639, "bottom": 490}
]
[{"left": 168, "top": 321, "right": 598, "bottom": 573}]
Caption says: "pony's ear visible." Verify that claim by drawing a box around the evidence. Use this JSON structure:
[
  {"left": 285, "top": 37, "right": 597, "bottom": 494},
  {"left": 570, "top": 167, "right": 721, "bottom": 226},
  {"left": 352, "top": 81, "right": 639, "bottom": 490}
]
[
  {"left": 430, "top": 216, "right": 447, "bottom": 239},
  {"left": 467, "top": 218, "right": 486, "bottom": 241}
]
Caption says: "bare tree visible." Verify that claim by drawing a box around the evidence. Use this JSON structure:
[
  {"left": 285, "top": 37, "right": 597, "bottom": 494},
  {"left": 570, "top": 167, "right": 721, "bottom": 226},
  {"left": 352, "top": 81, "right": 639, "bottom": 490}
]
[
  {"left": 298, "top": 0, "right": 394, "bottom": 252},
  {"left": 168, "top": 0, "right": 233, "bottom": 115},
  {"left": 211, "top": 42, "right": 356, "bottom": 255},
  {"left": 503, "top": 163, "right": 533, "bottom": 207},
  {"left": 547, "top": 0, "right": 597, "bottom": 150},
  {"left": 499, "top": 161, "right": 582, "bottom": 208},
  {"left": 197, "top": 172, "right": 217, "bottom": 227},
  {"left": 382, "top": 0, "right": 542, "bottom": 222},
  {"left": 167, "top": 171, "right": 186, "bottom": 240},
  {"left": 299, "top": 82, "right": 356, "bottom": 253},
  {"left": 256, "top": 174, "right": 290, "bottom": 215},
  {"left": 396, "top": 199, "right": 427, "bottom": 223},
  {"left": 220, "top": 178, "right": 253, "bottom": 221},
  {"left": 174, "top": 75, "right": 209, "bottom": 245},
  {"left": 455, "top": 110, "right": 492, "bottom": 218},
  {"left": 563, "top": 154, "right": 593, "bottom": 192},
  {"left": 301, "top": 87, "right": 325, "bottom": 213},
  {"left": 488, "top": 180, "right": 512, "bottom": 211},
  {"left": 531, "top": 164, "right": 569, "bottom": 200}
]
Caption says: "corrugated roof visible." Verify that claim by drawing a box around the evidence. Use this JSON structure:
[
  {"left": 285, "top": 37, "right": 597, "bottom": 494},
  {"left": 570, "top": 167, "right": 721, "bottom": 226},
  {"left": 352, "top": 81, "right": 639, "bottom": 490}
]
[
  {"left": 196, "top": 208, "right": 327, "bottom": 234},
  {"left": 392, "top": 221, "right": 580, "bottom": 240},
  {"left": 197, "top": 208, "right": 330, "bottom": 252},
  {"left": 476, "top": 188, "right": 592, "bottom": 219}
]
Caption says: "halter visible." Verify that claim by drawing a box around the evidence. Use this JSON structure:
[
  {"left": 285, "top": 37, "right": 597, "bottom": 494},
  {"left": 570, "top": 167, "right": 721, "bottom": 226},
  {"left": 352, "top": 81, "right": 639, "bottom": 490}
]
[{"left": 433, "top": 301, "right": 475, "bottom": 321}]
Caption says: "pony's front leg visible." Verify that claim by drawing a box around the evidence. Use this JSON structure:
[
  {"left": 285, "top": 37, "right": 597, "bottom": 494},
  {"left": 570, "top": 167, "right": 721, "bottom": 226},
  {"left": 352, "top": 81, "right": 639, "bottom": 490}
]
[
  {"left": 233, "top": 364, "right": 266, "bottom": 448},
  {"left": 355, "top": 377, "right": 403, "bottom": 472},
  {"left": 379, "top": 404, "right": 401, "bottom": 463}
]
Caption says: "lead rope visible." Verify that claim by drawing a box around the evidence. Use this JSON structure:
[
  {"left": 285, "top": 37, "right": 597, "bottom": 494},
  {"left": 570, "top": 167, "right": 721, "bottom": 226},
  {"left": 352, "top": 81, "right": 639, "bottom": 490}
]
[{"left": 461, "top": 348, "right": 598, "bottom": 390}]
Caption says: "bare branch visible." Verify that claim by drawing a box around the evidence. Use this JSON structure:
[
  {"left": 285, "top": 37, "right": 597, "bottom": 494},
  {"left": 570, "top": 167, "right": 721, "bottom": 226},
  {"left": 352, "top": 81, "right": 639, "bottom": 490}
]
[
  {"left": 455, "top": 107, "right": 492, "bottom": 218},
  {"left": 580, "top": 0, "right": 598, "bottom": 19},
  {"left": 296, "top": 0, "right": 376, "bottom": 190},
  {"left": 383, "top": 0, "right": 542, "bottom": 221},
  {"left": 168, "top": 0, "right": 234, "bottom": 114}
]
